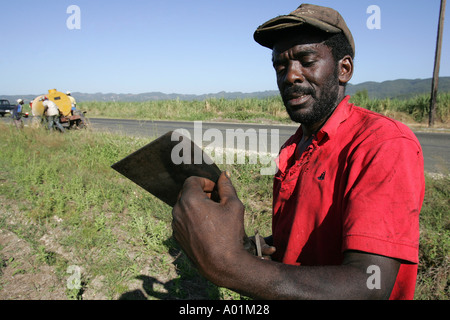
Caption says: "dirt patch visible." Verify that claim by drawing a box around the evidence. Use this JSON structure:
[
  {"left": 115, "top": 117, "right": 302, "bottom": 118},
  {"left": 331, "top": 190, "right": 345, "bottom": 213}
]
[
  {"left": 0, "top": 198, "right": 68, "bottom": 300},
  {"left": 0, "top": 196, "right": 209, "bottom": 300},
  {"left": 0, "top": 228, "right": 67, "bottom": 300}
]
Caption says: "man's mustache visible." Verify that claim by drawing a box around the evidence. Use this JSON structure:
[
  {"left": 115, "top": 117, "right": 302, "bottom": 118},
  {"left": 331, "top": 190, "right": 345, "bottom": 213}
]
[{"left": 283, "top": 85, "right": 315, "bottom": 98}]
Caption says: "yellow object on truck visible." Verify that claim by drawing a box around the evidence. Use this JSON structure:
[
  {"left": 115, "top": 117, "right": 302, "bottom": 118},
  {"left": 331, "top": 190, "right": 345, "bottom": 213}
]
[{"left": 31, "top": 89, "right": 72, "bottom": 117}]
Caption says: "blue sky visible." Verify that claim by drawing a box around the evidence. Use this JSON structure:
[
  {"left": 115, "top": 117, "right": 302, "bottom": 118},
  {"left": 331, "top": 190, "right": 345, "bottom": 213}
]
[{"left": 1, "top": 0, "right": 449, "bottom": 95}]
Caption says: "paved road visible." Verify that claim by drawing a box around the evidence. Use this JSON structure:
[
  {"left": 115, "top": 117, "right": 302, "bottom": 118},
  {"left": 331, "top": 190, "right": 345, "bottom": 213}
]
[
  {"left": 2, "top": 116, "right": 449, "bottom": 174},
  {"left": 87, "top": 118, "right": 449, "bottom": 174}
]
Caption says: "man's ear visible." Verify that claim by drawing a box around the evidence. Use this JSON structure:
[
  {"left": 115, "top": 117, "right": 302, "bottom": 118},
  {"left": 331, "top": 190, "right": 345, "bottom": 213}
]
[{"left": 338, "top": 55, "right": 353, "bottom": 85}]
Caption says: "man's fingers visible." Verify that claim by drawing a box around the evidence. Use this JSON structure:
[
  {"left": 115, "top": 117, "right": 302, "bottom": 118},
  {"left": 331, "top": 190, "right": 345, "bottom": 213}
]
[
  {"left": 262, "top": 244, "right": 276, "bottom": 256},
  {"left": 247, "top": 234, "right": 276, "bottom": 259},
  {"left": 176, "top": 171, "right": 238, "bottom": 206},
  {"left": 184, "top": 176, "right": 216, "bottom": 193},
  {"left": 177, "top": 176, "right": 216, "bottom": 202},
  {"left": 216, "top": 171, "right": 239, "bottom": 204}
]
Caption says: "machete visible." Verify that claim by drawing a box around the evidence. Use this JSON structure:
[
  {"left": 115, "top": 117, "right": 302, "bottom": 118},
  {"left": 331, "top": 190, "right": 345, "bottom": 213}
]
[
  {"left": 111, "top": 130, "right": 259, "bottom": 256},
  {"left": 111, "top": 130, "right": 222, "bottom": 207}
]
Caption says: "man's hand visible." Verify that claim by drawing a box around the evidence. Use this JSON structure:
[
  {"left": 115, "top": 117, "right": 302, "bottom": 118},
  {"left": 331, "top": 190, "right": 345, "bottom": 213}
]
[
  {"left": 172, "top": 172, "right": 400, "bottom": 300},
  {"left": 247, "top": 234, "right": 276, "bottom": 260},
  {"left": 172, "top": 172, "right": 250, "bottom": 283}
]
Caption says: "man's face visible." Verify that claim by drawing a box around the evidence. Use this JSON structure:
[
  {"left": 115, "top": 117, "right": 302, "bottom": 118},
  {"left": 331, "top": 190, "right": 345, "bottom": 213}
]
[{"left": 272, "top": 34, "right": 340, "bottom": 126}]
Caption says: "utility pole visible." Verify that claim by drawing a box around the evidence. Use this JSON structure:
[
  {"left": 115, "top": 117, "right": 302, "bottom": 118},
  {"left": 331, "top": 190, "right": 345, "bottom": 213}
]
[{"left": 429, "top": 0, "right": 446, "bottom": 127}]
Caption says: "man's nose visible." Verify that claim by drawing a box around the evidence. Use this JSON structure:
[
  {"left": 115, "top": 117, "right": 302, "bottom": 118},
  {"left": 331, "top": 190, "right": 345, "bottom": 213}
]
[{"left": 285, "top": 61, "right": 305, "bottom": 85}]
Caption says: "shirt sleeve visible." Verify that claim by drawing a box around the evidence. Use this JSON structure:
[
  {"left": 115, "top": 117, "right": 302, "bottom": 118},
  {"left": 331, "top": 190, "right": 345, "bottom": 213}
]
[{"left": 342, "top": 136, "right": 425, "bottom": 263}]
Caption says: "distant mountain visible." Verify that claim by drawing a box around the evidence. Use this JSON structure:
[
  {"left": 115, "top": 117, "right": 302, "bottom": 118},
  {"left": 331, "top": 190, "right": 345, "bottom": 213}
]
[
  {"left": 346, "top": 77, "right": 450, "bottom": 99},
  {"left": 0, "top": 90, "right": 279, "bottom": 104},
  {"left": 70, "top": 90, "right": 280, "bottom": 102},
  {"left": 1, "top": 77, "right": 449, "bottom": 103}
]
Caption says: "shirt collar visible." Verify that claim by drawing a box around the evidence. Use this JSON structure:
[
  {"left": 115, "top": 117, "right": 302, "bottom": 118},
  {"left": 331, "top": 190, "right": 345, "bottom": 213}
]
[
  {"left": 315, "top": 95, "right": 353, "bottom": 143},
  {"left": 282, "top": 95, "right": 353, "bottom": 145},
  {"left": 277, "top": 96, "right": 353, "bottom": 174}
]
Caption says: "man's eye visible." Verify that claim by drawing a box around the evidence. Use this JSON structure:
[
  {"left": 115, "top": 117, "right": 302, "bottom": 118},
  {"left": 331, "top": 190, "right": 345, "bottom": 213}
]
[
  {"left": 302, "top": 60, "right": 315, "bottom": 67},
  {"left": 274, "top": 64, "right": 285, "bottom": 73}
]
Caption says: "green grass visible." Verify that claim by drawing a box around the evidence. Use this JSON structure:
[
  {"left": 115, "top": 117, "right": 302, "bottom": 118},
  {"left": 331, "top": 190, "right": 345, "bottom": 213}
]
[
  {"left": 349, "top": 91, "right": 450, "bottom": 124},
  {"left": 74, "top": 96, "right": 290, "bottom": 124},
  {"left": 14, "top": 91, "right": 450, "bottom": 126},
  {"left": 0, "top": 123, "right": 273, "bottom": 299},
  {"left": 69, "top": 92, "right": 450, "bottom": 126},
  {"left": 415, "top": 175, "right": 450, "bottom": 299},
  {"left": 0, "top": 119, "right": 448, "bottom": 300}
]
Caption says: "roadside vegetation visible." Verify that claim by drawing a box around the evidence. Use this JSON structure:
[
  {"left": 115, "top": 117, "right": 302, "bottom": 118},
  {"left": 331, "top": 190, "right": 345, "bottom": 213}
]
[
  {"left": 71, "top": 91, "right": 450, "bottom": 126},
  {"left": 0, "top": 123, "right": 272, "bottom": 300},
  {"left": 0, "top": 93, "right": 448, "bottom": 300}
]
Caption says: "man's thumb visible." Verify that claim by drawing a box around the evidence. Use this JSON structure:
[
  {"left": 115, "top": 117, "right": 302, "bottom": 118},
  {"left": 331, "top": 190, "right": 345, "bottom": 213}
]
[{"left": 217, "top": 171, "right": 239, "bottom": 204}]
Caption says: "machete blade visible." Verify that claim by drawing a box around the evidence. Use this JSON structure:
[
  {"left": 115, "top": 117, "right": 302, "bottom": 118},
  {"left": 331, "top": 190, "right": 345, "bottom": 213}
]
[{"left": 111, "top": 131, "right": 222, "bottom": 207}]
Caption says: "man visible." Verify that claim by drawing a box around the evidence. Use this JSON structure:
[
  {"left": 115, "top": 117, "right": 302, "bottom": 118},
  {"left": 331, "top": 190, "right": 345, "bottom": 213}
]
[
  {"left": 171, "top": 4, "right": 425, "bottom": 300},
  {"left": 13, "top": 99, "right": 25, "bottom": 129},
  {"left": 67, "top": 91, "right": 77, "bottom": 115},
  {"left": 66, "top": 91, "right": 87, "bottom": 129},
  {"left": 42, "top": 97, "right": 65, "bottom": 133}
]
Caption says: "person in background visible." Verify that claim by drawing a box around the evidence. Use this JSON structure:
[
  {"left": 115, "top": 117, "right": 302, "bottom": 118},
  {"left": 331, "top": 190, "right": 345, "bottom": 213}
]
[
  {"left": 12, "top": 99, "right": 25, "bottom": 129},
  {"left": 66, "top": 91, "right": 87, "bottom": 128},
  {"left": 42, "top": 97, "right": 65, "bottom": 133},
  {"left": 67, "top": 91, "right": 77, "bottom": 115}
]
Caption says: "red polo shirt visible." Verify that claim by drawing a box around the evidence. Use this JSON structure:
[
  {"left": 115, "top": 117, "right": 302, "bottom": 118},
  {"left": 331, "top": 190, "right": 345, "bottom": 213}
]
[{"left": 272, "top": 96, "right": 425, "bottom": 300}]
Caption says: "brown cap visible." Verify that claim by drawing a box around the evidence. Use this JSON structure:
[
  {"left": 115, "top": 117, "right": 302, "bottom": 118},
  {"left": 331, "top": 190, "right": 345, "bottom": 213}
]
[{"left": 254, "top": 3, "right": 355, "bottom": 56}]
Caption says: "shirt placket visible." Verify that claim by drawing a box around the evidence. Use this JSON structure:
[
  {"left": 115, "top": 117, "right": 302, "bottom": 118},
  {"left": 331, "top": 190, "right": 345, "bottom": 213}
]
[{"left": 280, "top": 140, "right": 318, "bottom": 200}]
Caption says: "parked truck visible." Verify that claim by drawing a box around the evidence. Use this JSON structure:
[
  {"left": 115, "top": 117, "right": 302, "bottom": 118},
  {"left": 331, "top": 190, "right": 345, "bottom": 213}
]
[
  {"left": 1, "top": 99, "right": 29, "bottom": 118},
  {"left": 0, "top": 99, "right": 13, "bottom": 117}
]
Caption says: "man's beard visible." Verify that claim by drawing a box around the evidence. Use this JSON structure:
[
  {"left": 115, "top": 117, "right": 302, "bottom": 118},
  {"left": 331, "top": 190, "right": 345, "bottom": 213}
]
[{"left": 283, "top": 69, "right": 340, "bottom": 125}]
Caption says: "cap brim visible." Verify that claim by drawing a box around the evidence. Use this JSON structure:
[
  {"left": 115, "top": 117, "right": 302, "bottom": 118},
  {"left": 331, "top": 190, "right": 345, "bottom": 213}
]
[{"left": 254, "top": 15, "right": 341, "bottom": 49}]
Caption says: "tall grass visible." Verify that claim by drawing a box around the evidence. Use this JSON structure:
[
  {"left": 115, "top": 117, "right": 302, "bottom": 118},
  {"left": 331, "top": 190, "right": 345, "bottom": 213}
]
[
  {"left": 349, "top": 91, "right": 450, "bottom": 124},
  {"left": 76, "top": 92, "right": 450, "bottom": 125},
  {"left": 80, "top": 96, "right": 287, "bottom": 123}
]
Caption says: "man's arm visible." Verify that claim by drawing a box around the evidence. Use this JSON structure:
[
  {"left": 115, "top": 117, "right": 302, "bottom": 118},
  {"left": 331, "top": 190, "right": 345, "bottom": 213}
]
[{"left": 172, "top": 173, "right": 400, "bottom": 300}]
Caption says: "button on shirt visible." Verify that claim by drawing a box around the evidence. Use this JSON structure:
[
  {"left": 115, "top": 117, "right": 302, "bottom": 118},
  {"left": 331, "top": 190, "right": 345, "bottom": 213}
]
[{"left": 272, "top": 96, "right": 425, "bottom": 300}]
